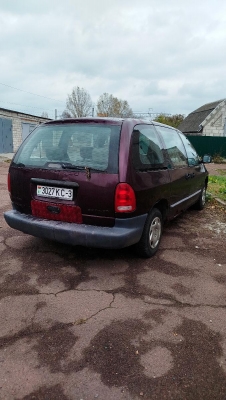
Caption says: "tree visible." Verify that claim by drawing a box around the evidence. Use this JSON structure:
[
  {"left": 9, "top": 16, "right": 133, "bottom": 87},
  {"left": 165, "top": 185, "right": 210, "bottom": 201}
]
[
  {"left": 154, "top": 114, "right": 185, "bottom": 128},
  {"left": 65, "top": 86, "right": 93, "bottom": 117},
  {"left": 97, "top": 93, "right": 133, "bottom": 118},
  {"left": 61, "top": 110, "right": 72, "bottom": 119},
  {"left": 41, "top": 111, "right": 49, "bottom": 118}
]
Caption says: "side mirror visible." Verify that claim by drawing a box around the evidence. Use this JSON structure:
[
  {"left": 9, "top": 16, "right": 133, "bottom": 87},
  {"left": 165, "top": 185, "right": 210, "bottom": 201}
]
[{"left": 202, "top": 154, "right": 212, "bottom": 163}]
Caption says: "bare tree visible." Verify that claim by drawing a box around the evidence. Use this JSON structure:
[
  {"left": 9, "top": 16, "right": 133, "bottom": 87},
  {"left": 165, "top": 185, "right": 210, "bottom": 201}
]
[
  {"left": 65, "top": 86, "right": 93, "bottom": 117},
  {"left": 61, "top": 110, "right": 72, "bottom": 119},
  {"left": 96, "top": 93, "right": 113, "bottom": 117},
  {"left": 41, "top": 111, "right": 49, "bottom": 118},
  {"left": 115, "top": 99, "right": 134, "bottom": 118},
  {"left": 97, "top": 93, "right": 133, "bottom": 118}
]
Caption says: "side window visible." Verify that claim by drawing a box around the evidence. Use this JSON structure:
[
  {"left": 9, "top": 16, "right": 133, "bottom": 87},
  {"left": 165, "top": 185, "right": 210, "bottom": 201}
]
[
  {"left": 155, "top": 126, "right": 188, "bottom": 168},
  {"left": 179, "top": 133, "right": 200, "bottom": 166},
  {"left": 132, "top": 124, "right": 165, "bottom": 170}
]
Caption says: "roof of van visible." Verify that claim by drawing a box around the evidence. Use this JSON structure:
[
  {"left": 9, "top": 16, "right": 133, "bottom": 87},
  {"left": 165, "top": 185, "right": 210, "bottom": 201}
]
[{"left": 44, "top": 117, "right": 124, "bottom": 125}]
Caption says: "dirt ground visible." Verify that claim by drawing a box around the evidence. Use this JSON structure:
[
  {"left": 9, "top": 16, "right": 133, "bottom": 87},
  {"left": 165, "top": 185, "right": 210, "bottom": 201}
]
[
  {"left": 205, "top": 162, "right": 226, "bottom": 176},
  {"left": 0, "top": 160, "right": 226, "bottom": 400}
]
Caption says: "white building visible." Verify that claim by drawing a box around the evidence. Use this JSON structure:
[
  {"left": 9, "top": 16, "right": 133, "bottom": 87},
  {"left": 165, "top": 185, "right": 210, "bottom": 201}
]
[
  {"left": 178, "top": 99, "right": 226, "bottom": 136},
  {"left": 0, "top": 107, "right": 50, "bottom": 153}
]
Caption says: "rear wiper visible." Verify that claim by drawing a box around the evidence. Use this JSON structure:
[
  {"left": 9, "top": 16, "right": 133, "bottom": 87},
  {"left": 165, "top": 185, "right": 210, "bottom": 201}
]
[
  {"left": 62, "top": 163, "right": 85, "bottom": 170},
  {"left": 62, "top": 163, "right": 104, "bottom": 172},
  {"left": 12, "top": 162, "right": 25, "bottom": 167}
]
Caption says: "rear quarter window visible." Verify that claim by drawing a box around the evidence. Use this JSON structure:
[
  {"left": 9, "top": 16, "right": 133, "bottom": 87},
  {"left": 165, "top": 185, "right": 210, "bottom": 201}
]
[{"left": 132, "top": 124, "right": 165, "bottom": 170}]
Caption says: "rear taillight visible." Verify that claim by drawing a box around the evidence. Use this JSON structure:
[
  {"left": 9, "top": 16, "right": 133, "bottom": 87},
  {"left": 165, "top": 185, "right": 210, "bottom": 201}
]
[
  {"left": 7, "top": 173, "right": 11, "bottom": 194},
  {"left": 115, "top": 183, "right": 136, "bottom": 213}
]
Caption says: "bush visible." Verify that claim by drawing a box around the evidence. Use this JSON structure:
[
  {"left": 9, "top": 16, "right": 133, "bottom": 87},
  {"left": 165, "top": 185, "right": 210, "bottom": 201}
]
[{"left": 212, "top": 153, "right": 226, "bottom": 164}]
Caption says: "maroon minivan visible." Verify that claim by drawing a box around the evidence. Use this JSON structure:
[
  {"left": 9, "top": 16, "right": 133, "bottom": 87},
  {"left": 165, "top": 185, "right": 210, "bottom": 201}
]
[{"left": 4, "top": 117, "right": 210, "bottom": 257}]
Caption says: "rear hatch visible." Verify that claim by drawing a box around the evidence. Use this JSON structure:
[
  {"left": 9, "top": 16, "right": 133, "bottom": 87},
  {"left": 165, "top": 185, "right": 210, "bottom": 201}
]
[{"left": 9, "top": 120, "right": 122, "bottom": 227}]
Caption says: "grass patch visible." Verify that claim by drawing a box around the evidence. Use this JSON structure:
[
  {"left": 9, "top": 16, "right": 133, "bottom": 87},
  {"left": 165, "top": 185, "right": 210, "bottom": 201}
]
[
  {"left": 215, "top": 169, "right": 226, "bottom": 176},
  {"left": 208, "top": 175, "right": 226, "bottom": 202}
]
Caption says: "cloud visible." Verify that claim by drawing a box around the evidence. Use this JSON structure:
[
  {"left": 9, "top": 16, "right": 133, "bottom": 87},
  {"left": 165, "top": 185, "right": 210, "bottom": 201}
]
[{"left": 0, "top": 0, "right": 226, "bottom": 117}]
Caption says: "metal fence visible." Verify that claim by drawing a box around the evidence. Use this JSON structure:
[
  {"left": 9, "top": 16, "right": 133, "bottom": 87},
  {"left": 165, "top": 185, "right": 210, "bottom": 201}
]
[{"left": 186, "top": 136, "right": 226, "bottom": 158}]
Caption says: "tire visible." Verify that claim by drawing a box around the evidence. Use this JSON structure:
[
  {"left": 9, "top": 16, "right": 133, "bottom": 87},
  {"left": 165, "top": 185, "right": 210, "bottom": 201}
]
[
  {"left": 194, "top": 186, "right": 206, "bottom": 210},
  {"left": 135, "top": 208, "right": 163, "bottom": 258}
]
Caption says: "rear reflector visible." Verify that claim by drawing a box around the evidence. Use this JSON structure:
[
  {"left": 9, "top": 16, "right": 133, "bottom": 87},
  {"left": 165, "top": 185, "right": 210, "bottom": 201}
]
[
  {"left": 115, "top": 183, "right": 136, "bottom": 213},
  {"left": 31, "top": 200, "right": 83, "bottom": 223}
]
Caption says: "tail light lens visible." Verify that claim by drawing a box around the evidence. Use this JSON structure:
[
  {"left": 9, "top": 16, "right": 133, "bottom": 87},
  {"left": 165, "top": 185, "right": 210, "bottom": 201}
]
[
  {"left": 115, "top": 183, "right": 136, "bottom": 213},
  {"left": 7, "top": 173, "right": 11, "bottom": 194}
]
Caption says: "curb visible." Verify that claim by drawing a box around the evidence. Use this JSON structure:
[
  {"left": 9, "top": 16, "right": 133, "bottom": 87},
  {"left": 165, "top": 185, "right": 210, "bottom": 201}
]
[
  {"left": 0, "top": 153, "right": 14, "bottom": 162},
  {"left": 0, "top": 158, "right": 11, "bottom": 163},
  {"left": 207, "top": 192, "right": 226, "bottom": 207},
  {"left": 215, "top": 198, "right": 226, "bottom": 207}
]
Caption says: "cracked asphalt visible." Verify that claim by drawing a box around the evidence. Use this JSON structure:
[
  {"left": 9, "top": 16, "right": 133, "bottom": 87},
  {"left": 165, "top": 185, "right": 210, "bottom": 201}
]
[{"left": 0, "top": 160, "right": 226, "bottom": 400}]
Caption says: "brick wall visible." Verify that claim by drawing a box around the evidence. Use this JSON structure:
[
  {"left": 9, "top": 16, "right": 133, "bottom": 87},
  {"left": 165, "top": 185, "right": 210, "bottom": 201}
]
[
  {"left": 202, "top": 101, "right": 226, "bottom": 137},
  {"left": 0, "top": 108, "right": 50, "bottom": 152}
]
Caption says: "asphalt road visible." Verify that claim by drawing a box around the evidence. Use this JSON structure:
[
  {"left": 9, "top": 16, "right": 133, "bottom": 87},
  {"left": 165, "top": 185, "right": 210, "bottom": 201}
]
[{"left": 0, "top": 160, "right": 226, "bottom": 400}]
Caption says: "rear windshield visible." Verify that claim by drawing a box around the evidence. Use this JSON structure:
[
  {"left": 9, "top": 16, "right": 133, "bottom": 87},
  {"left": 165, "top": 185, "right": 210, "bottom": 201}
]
[{"left": 13, "top": 123, "right": 121, "bottom": 173}]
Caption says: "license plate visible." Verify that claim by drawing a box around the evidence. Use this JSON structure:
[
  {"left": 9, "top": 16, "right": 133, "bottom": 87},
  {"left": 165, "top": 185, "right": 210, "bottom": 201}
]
[{"left": 37, "top": 185, "right": 73, "bottom": 200}]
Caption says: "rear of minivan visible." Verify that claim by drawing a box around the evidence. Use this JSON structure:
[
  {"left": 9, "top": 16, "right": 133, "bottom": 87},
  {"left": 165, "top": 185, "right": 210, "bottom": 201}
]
[
  {"left": 4, "top": 118, "right": 147, "bottom": 249},
  {"left": 4, "top": 117, "right": 209, "bottom": 257}
]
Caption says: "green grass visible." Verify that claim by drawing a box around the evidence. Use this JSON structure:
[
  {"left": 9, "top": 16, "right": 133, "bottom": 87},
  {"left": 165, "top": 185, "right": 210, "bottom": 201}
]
[
  {"left": 215, "top": 169, "right": 226, "bottom": 176},
  {"left": 208, "top": 175, "right": 226, "bottom": 202}
]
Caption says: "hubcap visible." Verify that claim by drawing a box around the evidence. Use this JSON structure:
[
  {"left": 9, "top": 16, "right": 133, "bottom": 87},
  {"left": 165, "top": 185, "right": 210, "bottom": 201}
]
[
  {"left": 202, "top": 187, "right": 206, "bottom": 206},
  {"left": 149, "top": 217, "right": 161, "bottom": 248}
]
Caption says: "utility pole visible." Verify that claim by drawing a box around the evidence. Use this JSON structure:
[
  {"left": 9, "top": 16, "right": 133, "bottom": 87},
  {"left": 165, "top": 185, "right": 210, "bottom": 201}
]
[{"left": 55, "top": 109, "right": 57, "bottom": 120}]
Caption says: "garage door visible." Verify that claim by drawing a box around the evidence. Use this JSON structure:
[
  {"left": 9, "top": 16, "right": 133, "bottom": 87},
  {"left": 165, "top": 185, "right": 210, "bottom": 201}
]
[
  {"left": 22, "top": 123, "right": 37, "bottom": 141},
  {"left": 0, "top": 118, "right": 13, "bottom": 153}
]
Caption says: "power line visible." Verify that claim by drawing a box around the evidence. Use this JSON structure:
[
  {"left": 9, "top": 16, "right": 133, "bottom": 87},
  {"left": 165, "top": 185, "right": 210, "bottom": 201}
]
[
  {"left": 0, "top": 100, "right": 61, "bottom": 112},
  {"left": 0, "top": 82, "right": 65, "bottom": 103}
]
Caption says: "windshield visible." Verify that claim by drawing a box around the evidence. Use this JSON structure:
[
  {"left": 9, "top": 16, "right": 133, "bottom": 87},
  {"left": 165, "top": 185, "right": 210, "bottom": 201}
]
[{"left": 13, "top": 123, "right": 121, "bottom": 173}]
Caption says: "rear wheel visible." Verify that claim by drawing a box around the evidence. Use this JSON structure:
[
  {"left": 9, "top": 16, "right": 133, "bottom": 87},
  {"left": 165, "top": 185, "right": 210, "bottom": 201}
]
[
  {"left": 194, "top": 186, "right": 206, "bottom": 210},
  {"left": 135, "top": 208, "right": 163, "bottom": 258}
]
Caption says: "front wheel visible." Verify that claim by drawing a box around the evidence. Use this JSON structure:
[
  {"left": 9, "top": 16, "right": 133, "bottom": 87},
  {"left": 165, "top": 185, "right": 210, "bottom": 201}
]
[
  {"left": 135, "top": 208, "right": 163, "bottom": 258},
  {"left": 194, "top": 186, "right": 206, "bottom": 210}
]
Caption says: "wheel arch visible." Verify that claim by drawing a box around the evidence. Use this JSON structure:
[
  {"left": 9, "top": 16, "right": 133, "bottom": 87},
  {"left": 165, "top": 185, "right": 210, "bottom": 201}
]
[{"left": 153, "top": 199, "right": 169, "bottom": 222}]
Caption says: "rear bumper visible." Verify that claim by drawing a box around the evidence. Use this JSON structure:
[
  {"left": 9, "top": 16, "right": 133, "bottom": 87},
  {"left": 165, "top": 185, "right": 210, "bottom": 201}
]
[{"left": 4, "top": 210, "right": 147, "bottom": 249}]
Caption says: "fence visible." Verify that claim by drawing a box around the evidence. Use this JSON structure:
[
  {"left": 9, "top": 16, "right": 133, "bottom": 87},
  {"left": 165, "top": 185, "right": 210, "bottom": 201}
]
[{"left": 187, "top": 136, "right": 226, "bottom": 158}]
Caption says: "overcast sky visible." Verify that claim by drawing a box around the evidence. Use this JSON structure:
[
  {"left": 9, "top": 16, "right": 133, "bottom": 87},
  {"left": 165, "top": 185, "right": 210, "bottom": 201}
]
[{"left": 0, "top": 0, "right": 226, "bottom": 119}]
